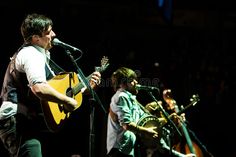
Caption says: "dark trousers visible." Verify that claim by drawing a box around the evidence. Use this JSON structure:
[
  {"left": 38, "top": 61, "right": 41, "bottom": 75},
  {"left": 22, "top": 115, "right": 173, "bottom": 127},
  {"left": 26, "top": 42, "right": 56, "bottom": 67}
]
[
  {"left": 108, "top": 148, "right": 133, "bottom": 157},
  {"left": 0, "top": 115, "right": 42, "bottom": 157}
]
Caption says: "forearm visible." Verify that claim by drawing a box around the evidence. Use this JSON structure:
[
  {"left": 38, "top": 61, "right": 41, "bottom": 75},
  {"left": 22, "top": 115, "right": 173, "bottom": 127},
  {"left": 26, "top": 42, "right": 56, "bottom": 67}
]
[
  {"left": 31, "top": 82, "right": 77, "bottom": 110},
  {"left": 123, "top": 122, "right": 145, "bottom": 135},
  {"left": 124, "top": 122, "right": 140, "bottom": 134},
  {"left": 125, "top": 122, "right": 156, "bottom": 136}
]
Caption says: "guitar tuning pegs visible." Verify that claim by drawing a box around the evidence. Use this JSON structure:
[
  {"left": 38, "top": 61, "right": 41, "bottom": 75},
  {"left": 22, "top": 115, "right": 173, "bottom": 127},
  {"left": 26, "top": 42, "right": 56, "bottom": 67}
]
[{"left": 190, "top": 94, "right": 200, "bottom": 102}]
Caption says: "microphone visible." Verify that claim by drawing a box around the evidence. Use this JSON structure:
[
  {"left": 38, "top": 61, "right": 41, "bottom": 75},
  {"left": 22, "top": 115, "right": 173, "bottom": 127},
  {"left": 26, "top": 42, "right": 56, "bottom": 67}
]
[
  {"left": 52, "top": 38, "right": 82, "bottom": 52},
  {"left": 135, "top": 84, "right": 159, "bottom": 91}
]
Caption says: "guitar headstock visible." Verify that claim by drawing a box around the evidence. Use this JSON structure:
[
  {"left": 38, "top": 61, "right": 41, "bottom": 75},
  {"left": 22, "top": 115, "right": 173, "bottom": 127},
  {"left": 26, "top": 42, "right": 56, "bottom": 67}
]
[
  {"left": 190, "top": 94, "right": 200, "bottom": 106},
  {"left": 95, "top": 56, "right": 109, "bottom": 73}
]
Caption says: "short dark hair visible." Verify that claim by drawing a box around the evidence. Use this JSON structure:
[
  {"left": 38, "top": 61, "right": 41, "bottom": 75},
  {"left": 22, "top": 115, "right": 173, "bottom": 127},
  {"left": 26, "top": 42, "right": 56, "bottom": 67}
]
[
  {"left": 111, "top": 67, "right": 137, "bottom": 91},
  {"left": 20, "top": 13, "right": 53, "bottom": 42}
]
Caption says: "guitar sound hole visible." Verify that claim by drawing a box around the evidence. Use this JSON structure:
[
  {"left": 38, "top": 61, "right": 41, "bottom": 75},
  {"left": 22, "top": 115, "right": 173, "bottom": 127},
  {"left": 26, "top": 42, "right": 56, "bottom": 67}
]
[
  {"left": 59, "top": 104, "right": 64, "bottom": 112},
  {"left": 58, "top": 104, "right": 69, "bottom": 114},
  {"left": 66, "top": 88, "right": 73, "bottom": 97}
]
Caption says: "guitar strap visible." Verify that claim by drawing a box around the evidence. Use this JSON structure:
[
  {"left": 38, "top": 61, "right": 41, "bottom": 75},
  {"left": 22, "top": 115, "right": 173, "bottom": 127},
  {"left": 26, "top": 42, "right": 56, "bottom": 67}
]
[
  {"left": 108, "top": 97, "right": 151, "bottom": 124},
  {"left": 48, "top": 57, "right": 65, "bottom": 75},
  {"left": 109, "top": 108, "right": 118, "bottom": 123}
]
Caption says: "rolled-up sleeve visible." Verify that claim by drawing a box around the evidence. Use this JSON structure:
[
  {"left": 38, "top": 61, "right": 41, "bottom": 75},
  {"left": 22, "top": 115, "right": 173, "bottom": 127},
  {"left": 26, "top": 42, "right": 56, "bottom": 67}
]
[{"left": 15, "top": 46, "right": 47, "bottom": 86}]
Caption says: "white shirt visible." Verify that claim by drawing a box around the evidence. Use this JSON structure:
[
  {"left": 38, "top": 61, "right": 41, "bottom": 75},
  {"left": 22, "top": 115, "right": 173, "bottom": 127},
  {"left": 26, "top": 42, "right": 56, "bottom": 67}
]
[{"left": 0, "top": 45, "right": 54, "bottom": 120}]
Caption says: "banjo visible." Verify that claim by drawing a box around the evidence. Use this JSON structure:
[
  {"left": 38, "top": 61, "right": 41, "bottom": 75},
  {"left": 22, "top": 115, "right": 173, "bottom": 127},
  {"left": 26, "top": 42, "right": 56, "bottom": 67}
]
[{"left": 136, "top": 114, "right": 163, "bottom": 149}]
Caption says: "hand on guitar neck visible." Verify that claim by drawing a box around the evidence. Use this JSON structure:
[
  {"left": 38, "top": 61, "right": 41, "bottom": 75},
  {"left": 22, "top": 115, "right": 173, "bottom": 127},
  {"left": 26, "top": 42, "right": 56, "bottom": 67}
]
[{"left": 81, "top": 56, "right": 109, "bottom": 94}]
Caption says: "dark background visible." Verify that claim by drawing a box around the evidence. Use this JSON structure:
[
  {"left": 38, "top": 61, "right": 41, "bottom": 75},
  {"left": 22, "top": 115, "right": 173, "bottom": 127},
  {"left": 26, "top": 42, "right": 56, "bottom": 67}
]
[{"left": 0, "top": 0, "right": 236, "bottom": 157}]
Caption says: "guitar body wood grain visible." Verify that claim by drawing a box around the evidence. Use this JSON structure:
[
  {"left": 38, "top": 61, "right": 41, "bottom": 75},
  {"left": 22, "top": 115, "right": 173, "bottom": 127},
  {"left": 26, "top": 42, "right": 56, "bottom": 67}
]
[{"left": 41, "top": 72, "right": 83, "bottom": 132}]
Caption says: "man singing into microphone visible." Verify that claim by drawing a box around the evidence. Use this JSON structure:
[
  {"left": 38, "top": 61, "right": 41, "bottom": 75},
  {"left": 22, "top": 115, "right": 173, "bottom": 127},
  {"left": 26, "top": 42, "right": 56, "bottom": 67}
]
[
  {"left": 0, "top": 13, "right": 101, "bottom": 157},
  {"left": 106, "top": 67, "right": 196, "bottom": 157}
]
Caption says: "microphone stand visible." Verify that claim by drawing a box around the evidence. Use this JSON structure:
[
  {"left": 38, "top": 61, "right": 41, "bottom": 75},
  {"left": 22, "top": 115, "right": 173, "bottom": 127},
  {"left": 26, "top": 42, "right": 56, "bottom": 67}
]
[
  {"left": 64, "top": 49, "right": 107, "bottom": 157},
  {"left": 146, "top": 91, "right": 182, "bottom": 156}
]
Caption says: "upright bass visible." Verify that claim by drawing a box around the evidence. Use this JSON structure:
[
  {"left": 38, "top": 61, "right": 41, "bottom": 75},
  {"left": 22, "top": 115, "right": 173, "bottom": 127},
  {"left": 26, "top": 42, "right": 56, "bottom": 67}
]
[{"left": 163, "top": 89, "right": 204, "bottom": 157}]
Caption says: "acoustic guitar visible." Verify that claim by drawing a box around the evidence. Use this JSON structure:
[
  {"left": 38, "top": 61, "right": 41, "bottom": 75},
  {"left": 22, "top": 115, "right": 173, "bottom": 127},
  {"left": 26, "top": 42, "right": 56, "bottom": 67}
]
[{"left": 41, "top": 56, "right": 109, "bottom": 132}]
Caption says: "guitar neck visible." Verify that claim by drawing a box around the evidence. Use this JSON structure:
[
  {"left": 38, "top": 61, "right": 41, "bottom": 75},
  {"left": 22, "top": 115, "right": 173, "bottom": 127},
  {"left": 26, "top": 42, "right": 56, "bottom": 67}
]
[
  {"left": 72, "top": 74, "right": 91, "bottom": 95},
  {"left": 176, "top": 101, "right": 197, "bottom": 115},
  {"left": 72, "top": 66, "right": 106, "bottom": 95},
  {"left": 176, "top": 96, "right": 199, "bottom": 116}
]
